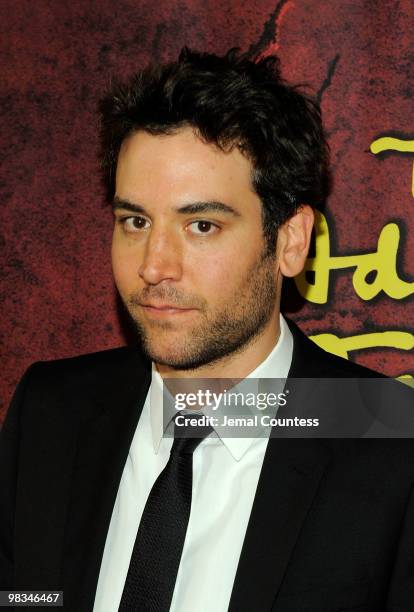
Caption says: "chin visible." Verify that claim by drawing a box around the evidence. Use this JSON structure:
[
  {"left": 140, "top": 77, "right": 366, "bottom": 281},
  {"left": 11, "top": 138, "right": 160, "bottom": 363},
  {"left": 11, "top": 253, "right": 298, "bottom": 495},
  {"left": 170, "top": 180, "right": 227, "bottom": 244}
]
[
  {"left": 142, "top": 338, "right": 190, "bottom": 367},
  {"left": 141, "top": 340, "right": 211, "bottom": 371}
]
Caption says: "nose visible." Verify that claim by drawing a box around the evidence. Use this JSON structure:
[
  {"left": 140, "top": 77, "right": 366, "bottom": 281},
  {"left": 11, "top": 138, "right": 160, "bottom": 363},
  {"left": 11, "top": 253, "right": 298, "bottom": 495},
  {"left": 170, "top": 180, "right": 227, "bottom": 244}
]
[{"left": 138, "top": 226, "right": 183, "bottom": 285}]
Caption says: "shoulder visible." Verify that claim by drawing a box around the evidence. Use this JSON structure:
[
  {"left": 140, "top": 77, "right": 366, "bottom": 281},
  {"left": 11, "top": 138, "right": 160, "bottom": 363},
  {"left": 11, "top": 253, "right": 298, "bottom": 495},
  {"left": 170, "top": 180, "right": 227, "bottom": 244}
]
[
  {"left": 285, "top": 317, "right": 384, "bottom": 379},
  {"left": 4, "top": 346, "right": 151, "bottom": 430},
  {"left": 26, "top": 345, "right": 149, "bottom": 385},
  {"left": 285, "top": 318, "right": 414, "bottom": 467}
]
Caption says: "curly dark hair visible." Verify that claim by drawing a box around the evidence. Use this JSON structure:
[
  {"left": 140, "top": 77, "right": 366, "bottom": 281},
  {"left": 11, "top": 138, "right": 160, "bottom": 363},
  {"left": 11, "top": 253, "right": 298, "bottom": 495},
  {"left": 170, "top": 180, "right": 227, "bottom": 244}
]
[{"left": 100, "top": 47, "right": 330, "bottom": 252}]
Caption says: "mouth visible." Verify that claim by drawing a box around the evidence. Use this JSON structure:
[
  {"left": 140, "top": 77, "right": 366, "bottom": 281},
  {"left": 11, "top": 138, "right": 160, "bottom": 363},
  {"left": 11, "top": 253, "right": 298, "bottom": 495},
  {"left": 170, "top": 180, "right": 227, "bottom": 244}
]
[{"left": 140, "top": 303, "right": 197, "bottom": 317}]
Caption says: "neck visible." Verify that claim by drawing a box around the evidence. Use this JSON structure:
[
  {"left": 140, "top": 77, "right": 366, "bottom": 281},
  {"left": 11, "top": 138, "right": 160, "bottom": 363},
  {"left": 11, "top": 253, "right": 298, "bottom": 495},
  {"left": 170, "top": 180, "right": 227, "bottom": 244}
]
[{"left": 156, "top": 311, "right": 281, "bottom": 380}]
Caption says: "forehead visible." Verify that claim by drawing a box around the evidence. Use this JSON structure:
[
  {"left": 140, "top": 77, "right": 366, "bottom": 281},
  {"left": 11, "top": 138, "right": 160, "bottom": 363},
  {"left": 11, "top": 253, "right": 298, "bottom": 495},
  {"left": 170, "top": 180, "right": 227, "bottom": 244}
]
[{"left": 115, "top": 127, "right": 257, "bottom": 208}]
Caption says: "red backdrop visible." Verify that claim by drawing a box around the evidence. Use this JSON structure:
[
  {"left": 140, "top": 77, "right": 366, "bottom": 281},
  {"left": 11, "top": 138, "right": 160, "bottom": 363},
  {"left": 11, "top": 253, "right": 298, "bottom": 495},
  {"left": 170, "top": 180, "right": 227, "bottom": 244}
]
[{"left": 1, "top": 0, "right": 413, "bottom": 422}]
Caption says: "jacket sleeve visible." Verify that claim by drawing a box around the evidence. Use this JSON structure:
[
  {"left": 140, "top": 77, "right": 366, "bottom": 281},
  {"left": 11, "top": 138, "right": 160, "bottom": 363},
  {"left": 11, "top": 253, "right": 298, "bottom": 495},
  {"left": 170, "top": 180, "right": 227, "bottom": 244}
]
[{"left": 0, "top": 365, "right": 38, "bottom": 588}]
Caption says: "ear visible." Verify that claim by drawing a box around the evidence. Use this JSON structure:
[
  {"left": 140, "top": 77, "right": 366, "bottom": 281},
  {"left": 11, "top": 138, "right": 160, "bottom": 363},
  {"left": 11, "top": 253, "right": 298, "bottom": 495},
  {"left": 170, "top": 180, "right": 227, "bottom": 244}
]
[{"left": 277, "top": 205, "right": 314, "bottom": 277}]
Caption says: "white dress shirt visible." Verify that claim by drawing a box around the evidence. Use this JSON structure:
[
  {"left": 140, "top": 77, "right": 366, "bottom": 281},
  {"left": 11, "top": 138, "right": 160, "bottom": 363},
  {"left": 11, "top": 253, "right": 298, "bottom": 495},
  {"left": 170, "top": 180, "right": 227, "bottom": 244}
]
[{"left": 94, "top": 314, "right": 293, "bottom": 612}]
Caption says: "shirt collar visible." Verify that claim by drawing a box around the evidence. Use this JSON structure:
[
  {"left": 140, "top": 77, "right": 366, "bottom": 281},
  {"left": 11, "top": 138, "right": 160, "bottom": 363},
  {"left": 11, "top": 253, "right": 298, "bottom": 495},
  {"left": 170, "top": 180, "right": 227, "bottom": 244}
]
[{"left": 150, "top": 313, "right": 293, "bottom": 459}]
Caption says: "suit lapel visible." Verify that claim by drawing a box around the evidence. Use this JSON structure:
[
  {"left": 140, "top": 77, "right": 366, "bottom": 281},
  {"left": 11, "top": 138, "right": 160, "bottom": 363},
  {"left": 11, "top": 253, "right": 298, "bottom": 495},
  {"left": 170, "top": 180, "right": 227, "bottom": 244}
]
[
  {"left": 228, "top": 438, "right": 331, "bottom": 611},
  {"left": 228, "top": 319, "right": 332, "bottom": 611},
  {"left": 62, "top": 348, "right": 151, "bottom": 611}
]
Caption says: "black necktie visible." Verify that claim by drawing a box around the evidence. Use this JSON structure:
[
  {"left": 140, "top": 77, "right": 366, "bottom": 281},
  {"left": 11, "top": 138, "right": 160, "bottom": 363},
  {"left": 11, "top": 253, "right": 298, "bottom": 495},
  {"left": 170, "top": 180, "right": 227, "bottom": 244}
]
[{"left": 118, "top": 413, "right": 213, "bottom": 611}]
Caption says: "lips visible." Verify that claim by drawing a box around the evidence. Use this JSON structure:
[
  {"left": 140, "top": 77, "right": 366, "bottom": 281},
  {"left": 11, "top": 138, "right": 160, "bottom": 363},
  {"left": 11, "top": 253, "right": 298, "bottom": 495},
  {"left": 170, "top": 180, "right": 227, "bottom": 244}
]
[
  {"left": 141, "top": 303, "right": 193, "bottom": 311},
  {"left": 139, "top": 303, "right": 197, "bottom": 318}
]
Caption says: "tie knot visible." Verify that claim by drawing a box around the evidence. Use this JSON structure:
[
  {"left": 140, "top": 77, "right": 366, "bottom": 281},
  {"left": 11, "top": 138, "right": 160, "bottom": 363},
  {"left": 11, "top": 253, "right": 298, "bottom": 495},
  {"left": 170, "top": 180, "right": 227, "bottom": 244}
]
[{"left": 172, "top": 412, "right": 213, "bottom": 455}]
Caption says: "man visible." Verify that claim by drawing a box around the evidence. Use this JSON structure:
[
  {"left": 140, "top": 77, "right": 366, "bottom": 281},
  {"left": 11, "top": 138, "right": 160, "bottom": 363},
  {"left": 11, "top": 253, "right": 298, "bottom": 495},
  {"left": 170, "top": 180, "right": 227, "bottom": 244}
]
[{"left": 1, "top": 48, "right": 413, "bottom": 611}]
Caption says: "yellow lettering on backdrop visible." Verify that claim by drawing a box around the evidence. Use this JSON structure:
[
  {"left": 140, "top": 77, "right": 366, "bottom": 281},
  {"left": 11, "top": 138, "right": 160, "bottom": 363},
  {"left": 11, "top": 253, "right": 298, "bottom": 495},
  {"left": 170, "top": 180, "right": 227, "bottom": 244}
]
[
  {"left": 295, "top": 212, "right": 414, "bottom": 303},
  {"left": 370, "top": 137, "right": 414, "bottom": 197},
  {"left": 310, "top": 330, "right": 414, "bottom": 360},
  {"left": 371, "top": 137, "right": 414, "bottom": 155},
  {"left": 295, "top": 136, "right": 414, "bottom": 379},
  {"left": 310, "top": 331, "right": 414, "bottom": 384}
]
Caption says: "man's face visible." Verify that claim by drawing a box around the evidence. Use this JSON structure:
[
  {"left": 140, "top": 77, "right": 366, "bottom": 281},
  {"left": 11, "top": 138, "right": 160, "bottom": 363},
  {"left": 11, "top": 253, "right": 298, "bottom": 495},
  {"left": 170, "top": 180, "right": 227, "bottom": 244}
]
[{"left": 112, "top": 127, "right": 280, "bottom": 371}]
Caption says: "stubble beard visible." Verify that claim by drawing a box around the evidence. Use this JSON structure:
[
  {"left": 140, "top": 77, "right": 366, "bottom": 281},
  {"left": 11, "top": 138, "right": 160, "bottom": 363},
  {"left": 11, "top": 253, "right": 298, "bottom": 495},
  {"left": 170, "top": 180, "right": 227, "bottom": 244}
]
[{"left": 124, "top": 249, "right": 278, "bottom": 371}]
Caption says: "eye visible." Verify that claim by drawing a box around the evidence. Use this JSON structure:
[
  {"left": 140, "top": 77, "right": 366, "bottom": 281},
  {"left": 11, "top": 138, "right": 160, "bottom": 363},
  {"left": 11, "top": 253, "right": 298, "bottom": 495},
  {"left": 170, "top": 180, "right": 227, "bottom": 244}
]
[
  {"left": 121, "top": 216, "right": 151, "bottom": 232},
  {"left": 187, "top": 220, "right": 219, "bottom": 236}
]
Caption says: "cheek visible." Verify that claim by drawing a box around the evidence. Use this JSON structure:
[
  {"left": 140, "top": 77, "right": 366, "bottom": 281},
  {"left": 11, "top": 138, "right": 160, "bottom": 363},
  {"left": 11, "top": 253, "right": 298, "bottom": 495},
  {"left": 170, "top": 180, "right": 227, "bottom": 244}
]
[
  {"left": 111, "top": 239, "right": 138, "bottom": 293},
  {"left": 186, "top": 249, "right": 251, "bottom": 299}
]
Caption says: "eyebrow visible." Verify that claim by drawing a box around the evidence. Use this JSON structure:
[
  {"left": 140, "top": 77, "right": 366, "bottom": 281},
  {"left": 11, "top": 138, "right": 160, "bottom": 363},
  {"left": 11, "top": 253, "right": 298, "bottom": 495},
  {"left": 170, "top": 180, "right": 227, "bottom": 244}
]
[
  {"left": 112, "top": 197, "right": 146, "bottom": 214},
  {"left": 177, "top": 201, "right": 240, "bottom": 216},
  {"left": 112, "top": 196, "right": 240, "bottom": 217}
]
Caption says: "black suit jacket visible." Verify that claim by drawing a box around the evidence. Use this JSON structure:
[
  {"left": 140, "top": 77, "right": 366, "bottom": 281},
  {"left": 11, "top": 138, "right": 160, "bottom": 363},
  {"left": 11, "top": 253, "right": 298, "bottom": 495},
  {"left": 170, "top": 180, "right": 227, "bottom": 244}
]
[{"left": 1, "top": 319, "right": 414, "bottom": 611}]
